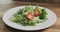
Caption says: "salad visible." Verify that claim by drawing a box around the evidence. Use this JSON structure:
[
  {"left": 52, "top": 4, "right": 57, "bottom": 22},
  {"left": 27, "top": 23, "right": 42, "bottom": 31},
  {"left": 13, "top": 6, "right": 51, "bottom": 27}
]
[{"left": 11, "top": 5, "right": 47, "bottom": 26}]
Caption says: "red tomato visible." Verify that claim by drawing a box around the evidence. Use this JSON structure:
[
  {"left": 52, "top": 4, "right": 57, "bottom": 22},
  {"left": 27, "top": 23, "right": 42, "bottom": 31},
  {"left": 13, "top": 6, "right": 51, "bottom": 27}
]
[
  {"left": 34, "top": 10, "right": 40, "bottom": 16},
  {"left": 26, "top": 12, "right": 34, "bottom": 20}
]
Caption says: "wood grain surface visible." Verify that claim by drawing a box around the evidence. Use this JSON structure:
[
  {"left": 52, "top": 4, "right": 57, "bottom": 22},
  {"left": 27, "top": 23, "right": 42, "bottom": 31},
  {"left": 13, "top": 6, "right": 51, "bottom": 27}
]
[{"left": 0, "top": 1, "right": 60, "bottom": 32}]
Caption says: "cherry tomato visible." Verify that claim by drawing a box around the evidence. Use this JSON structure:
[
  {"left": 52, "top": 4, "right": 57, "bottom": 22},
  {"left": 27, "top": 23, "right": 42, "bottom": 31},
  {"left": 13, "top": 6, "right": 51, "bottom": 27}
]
[
  {"left": 26, "top": 12, "right": 34, "bottom": 20},
  {"left": 34, "top": 10, "right": 40, "bottom": 16}
]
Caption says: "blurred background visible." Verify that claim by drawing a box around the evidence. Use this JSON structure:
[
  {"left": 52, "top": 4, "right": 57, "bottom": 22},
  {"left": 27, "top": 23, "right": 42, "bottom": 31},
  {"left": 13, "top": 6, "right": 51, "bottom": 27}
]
[
  {"left": 0, "top": 0, "right": 60, "bottom": 4},
  {"left": 15, "top": 0, "right": 60, "bottom": 3},
  {"left": 0, "top": 0, "right": 60, "bottom": 32}
]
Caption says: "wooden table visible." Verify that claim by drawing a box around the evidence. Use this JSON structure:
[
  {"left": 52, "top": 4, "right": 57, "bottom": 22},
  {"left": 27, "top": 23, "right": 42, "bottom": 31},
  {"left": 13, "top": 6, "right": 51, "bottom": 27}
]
[{"left": 0, "top": 1, "right": 60, "bottom": 32}]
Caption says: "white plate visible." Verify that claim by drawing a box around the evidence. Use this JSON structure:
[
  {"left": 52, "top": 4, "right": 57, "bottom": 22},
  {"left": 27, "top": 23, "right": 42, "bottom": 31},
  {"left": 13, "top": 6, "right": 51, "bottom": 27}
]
[{"left": 3, "top": 6, "right": 57, "bottom": 31}]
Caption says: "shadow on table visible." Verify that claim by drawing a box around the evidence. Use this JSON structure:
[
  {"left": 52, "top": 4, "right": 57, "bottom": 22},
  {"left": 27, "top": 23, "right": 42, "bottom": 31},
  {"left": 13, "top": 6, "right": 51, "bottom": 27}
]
[{"left": 5, "top": 24, "right": 48, "bottom": 32}]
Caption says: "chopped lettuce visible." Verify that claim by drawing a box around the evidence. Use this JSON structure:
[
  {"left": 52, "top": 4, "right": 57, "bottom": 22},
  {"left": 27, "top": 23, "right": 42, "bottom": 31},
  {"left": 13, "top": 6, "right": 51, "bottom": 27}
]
[
  {"left": 40, "top": 9, "right": 47, "bottom": 19},
  {"left": 11, "top": 5, "right": 47, "bottom": 26}
]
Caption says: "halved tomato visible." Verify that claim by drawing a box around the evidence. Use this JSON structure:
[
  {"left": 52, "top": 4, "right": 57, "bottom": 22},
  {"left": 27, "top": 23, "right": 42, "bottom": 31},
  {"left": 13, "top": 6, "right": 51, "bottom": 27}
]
[
  {"left": 34, "top": 10, "right": 40, "bottom": 16},
  {"left": 26, "top": 12, "right": 34, "bottom": 20}
]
